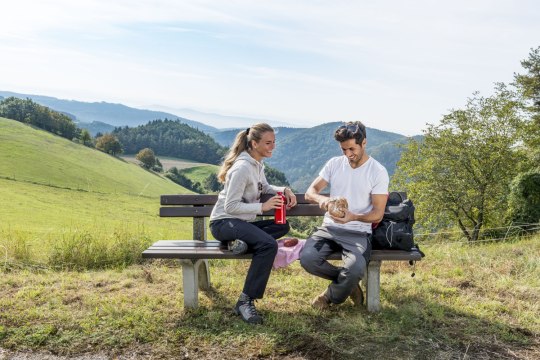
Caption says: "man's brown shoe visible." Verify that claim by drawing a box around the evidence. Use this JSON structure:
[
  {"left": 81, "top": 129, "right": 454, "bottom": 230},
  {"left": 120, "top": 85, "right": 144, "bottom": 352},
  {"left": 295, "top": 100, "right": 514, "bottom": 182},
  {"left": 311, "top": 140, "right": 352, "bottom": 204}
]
[
  {"left": 311, "top": 291, "right": 330, "bottom": 310},
  {"left": 350, "top": 284, "right": 364, "bottom": 307}
]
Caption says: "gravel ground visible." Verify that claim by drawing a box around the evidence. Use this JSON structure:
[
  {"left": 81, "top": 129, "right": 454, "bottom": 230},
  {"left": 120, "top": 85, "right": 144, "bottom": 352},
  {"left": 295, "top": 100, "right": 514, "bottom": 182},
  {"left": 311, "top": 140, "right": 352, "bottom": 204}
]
[{"left": 0, "top": 348, "right": 147, "bottom": 360}]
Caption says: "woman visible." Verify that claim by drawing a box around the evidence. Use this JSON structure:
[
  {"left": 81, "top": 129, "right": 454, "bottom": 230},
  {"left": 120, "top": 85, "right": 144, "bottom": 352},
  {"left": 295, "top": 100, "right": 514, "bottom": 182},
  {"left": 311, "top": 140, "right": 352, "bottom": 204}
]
[{"left": 209, "top": 123, "right": 297, "bottom": 324}]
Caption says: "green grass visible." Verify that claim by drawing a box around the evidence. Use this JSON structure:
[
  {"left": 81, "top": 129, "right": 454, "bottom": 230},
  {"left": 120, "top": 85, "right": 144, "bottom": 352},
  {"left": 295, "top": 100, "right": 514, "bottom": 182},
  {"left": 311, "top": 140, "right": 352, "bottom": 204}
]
[
  {"left": 178, "top": 164, "right": 219, "bottom": 184},
  {"left": 0, "top": 177, "right": 194, "bottom": 269},
  {"left": 0, "top": 117, "right": 184, "bottom": 196},
  {"left": 0, "top": 115, "right": 538, "bottom": 358},
  {"left": 0, "top": 117, "right": 194, "bottom": 269},
  {"left": 122, "top": 155, "right": 210, "bottom": 171},
  {"left": 0, "top": 237, "right": 538, "bottom": 359}
]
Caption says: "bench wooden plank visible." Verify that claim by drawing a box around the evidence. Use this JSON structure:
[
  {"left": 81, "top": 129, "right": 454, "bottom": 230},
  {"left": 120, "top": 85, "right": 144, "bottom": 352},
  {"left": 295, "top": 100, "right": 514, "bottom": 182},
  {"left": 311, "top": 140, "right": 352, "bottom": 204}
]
[
  {"left": 142, "top": 240, "right": 423, "bottom": 261},
  {"left": 161, "top": 194, "right": 312, "bottom": 205},
  {"left": 160, "top": 204, "right": 325, "bottom": 217},
  {"left": 161, "top": 195, "right": 218, "bottom": 205}
]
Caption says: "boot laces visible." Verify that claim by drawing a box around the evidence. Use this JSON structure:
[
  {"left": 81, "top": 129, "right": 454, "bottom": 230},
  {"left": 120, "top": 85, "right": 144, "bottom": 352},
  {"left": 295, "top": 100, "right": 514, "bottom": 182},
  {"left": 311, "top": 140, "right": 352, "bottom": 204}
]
[{"left": 246, "top": 298, "right": 259, "bottom": 317}]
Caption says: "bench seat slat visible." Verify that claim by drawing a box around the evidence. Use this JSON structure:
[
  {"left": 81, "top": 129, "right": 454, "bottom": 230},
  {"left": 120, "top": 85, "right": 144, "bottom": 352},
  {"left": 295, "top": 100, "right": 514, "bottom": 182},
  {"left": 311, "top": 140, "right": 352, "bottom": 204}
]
[
  {"left": 142, "top": 240, "right": 423, "bottom": 261},
  {"left": 151, "top": 240, "right": 223, "bottom": 247}
]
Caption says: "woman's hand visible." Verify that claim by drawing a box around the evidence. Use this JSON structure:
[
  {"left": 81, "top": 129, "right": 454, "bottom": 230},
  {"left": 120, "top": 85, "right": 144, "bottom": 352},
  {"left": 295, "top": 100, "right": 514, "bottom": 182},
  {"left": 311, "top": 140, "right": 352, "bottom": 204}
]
[
  {"left": 261, "top": 194, "right": 285, "bottom": 212},
  {"left": 284, "top": 188, "right": 297, "bottom": 209}
]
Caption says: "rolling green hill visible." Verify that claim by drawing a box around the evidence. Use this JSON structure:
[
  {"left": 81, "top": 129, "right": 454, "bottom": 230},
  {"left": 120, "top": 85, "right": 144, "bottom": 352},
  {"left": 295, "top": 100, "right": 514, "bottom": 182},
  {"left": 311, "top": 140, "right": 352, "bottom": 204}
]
[
  {"left": 0, "top": 117, "right": 184, "bottom": 196},
  {"left": 178, "top": 164, "right": 220, "bottom": 184},
  {"left": 0, "top": 117, "right": 194, "bottom": 263}
]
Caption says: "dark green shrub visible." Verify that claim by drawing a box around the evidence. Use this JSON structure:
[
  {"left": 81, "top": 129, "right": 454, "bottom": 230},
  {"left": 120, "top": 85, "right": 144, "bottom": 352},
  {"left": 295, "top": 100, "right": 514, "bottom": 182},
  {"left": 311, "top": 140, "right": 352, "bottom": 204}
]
[{"left": 508, "top": 169, "right": 540, "bottom": 231}]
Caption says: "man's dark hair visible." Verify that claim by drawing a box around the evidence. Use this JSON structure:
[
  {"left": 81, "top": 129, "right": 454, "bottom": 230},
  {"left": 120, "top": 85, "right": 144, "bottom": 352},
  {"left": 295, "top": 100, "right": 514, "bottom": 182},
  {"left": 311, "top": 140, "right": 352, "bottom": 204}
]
[{"left": 334, "top": 121, "right": 367, "bottom": 145}]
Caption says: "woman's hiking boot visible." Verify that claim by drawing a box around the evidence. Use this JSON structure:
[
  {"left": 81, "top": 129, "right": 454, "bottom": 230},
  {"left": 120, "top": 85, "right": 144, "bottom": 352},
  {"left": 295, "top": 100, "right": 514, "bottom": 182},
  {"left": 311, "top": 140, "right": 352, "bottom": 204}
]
[
  {"left": 228, "top": 239, "right": 248, "bottom": 255},
  {"left": 234, "top": 293, "right": 263, "bottom": 324}
]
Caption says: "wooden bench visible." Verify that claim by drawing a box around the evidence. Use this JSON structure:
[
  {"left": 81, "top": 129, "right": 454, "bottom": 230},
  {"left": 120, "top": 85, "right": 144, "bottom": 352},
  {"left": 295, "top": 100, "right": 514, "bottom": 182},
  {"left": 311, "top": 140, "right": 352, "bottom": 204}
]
[{"left": 142, "top": 193, "right": 423, "bottom": 312}]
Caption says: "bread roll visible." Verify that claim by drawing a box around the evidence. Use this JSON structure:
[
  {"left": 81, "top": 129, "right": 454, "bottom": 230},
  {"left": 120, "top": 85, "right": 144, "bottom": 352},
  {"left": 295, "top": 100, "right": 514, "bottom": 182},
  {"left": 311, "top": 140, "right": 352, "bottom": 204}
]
[
  {"left": 328, "top": 197, "right": 348, "bottom": 218},
  {"left": 283, "top": 238, "right": 299, "bottom": 247}
]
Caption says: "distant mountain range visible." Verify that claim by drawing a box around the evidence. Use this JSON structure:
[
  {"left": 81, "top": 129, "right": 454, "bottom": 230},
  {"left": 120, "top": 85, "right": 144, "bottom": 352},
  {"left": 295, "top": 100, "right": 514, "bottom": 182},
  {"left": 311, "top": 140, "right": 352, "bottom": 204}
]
[
  {"left": 0, "top": 91, "right": 217, "bottom": 134},
  {"left": 0, "top": 90, "right": 419, "bottom": 191}
]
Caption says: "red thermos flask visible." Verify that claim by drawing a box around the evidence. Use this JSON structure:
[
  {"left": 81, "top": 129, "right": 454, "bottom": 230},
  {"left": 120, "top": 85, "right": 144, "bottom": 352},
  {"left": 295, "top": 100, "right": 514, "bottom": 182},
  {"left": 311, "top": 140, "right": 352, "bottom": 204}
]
[{"left": 274, "top": 192, "right": 286, "bottom": 224}]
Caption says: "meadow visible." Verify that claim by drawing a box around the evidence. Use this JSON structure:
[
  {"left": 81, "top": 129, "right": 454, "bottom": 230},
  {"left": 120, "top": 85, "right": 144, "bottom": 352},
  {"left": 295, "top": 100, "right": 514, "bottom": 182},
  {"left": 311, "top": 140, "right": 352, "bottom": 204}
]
[
  {"left": 0, "top": 117, "right": 538, "bottom": 359},
  {"left": 0, "top": 117, "right": 192, "bottom": 269},
  {"left": 177, "top": 164, "right": 220, "bottom": 184},
  {"left": 0, "top": 237, "right": 538, "bottom": 359},
  {"left": 121, "top": 155, "right": 210, "bottom": 171}
]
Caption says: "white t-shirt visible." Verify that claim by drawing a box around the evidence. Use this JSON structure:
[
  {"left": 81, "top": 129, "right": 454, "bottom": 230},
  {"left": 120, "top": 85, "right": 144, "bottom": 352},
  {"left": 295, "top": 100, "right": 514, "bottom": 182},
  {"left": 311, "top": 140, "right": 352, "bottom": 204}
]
[{"left": 319, "top": 156, "right": 389, "bottom": 232}]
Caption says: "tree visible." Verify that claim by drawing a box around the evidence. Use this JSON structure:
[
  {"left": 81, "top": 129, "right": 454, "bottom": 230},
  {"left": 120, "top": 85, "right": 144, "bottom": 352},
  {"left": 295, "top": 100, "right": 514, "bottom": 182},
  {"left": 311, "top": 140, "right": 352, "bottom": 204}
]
[
  {"left": 394, "top": 85, "right": 526, "bottom": 242},
  {"left": 203, "top": 173, "right": 223, "bottom": 193},
  {"left": 264, "top": 165, "right": 290, "bottom": 188},
  {"left": 165, "top": 167, "right": 204, "bottom": 193},
  {"left": 507, "top": 170, "right": 540, "bottom": 230},
  {"left": 0, "top": 97, "right": 79, "bottom": 140},
  {"left": 513, "top": 46, "right": 540, "bottom": 165},
  {"left": 95, "top": 134, "right": 123, "bottom": 156},
  {"left": 80, "top": 129, "right": 92, "bottom": 146},
  {"left": 135, "top": 148, "right": 156, "bottom": 169},
  {"left": 153, "top": 157, "right": 163, "bottom": 172}
]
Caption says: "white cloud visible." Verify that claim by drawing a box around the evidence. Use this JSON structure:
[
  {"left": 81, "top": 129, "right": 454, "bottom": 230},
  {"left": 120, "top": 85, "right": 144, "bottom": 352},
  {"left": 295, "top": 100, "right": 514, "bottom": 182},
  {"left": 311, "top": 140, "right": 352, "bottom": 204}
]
[{"left": 1, "top": 0, "right": 539, "bottom": 135}]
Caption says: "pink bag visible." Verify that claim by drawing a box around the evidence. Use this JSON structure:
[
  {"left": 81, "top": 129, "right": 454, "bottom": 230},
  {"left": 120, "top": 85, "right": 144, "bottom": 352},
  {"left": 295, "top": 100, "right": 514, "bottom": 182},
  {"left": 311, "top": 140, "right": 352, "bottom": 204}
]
[{"left": 273, "top": 238, "right": 306, "bottom": 269}]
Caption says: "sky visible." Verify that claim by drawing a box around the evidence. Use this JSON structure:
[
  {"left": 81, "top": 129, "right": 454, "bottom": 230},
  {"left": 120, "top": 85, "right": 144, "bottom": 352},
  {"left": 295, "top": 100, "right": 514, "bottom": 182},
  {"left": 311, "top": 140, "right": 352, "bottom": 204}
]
[{"left": 1, "top": 0, "right": 539, "bottom": 136}]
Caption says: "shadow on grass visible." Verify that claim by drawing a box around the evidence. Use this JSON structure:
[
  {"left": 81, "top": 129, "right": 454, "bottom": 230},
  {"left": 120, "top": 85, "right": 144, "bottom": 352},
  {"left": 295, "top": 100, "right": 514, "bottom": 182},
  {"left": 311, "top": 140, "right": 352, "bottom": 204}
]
[{"left": 174, "top": 289, "right": 538, "bottom": 360}]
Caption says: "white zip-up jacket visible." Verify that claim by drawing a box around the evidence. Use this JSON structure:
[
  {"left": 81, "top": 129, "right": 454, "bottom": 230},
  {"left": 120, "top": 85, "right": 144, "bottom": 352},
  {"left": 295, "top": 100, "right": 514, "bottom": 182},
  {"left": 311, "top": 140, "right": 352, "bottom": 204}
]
[{"left": 210, "top": 151, "right": 286, "bottom": 222}]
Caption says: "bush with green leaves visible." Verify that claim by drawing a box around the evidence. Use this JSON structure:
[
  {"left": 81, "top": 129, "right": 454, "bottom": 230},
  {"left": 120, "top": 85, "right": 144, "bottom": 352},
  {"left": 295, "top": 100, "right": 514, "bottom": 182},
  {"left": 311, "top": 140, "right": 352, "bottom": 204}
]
[
  {"left": 135, "top": 148, "right": 156, "bottom": 169},
  {"left": 507, "top": 169, "right": 540, "bottom": 231},
  {"left": 95, "top": 133, "right": 123, "bottom": 156},
  {"left": 165, "top": 167, "right": 203, "bottom": 193}
]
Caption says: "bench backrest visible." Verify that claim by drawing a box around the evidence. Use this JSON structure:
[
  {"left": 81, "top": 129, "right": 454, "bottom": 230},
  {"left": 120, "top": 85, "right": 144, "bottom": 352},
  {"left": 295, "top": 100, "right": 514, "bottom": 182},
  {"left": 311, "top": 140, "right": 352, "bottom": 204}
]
[
  {"left": 160, "top": 193, "right": 325, "bottom": 217},
  {"left": 161, "top": 193, "right": 323, "bottom": 241}
]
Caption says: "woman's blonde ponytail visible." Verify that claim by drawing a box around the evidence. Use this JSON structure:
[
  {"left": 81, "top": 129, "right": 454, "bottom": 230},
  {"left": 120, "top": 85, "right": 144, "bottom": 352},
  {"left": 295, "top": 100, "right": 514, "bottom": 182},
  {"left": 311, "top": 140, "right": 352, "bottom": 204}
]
[{"left": 217, "top": 123, "right": 274, "bottom": 183}]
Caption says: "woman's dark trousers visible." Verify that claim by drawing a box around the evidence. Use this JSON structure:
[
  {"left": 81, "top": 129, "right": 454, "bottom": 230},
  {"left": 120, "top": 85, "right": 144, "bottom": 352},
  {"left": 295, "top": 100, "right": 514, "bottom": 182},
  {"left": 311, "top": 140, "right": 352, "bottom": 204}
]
[{"left": 210, "top": 219, "right": 289, "bottom": 299}]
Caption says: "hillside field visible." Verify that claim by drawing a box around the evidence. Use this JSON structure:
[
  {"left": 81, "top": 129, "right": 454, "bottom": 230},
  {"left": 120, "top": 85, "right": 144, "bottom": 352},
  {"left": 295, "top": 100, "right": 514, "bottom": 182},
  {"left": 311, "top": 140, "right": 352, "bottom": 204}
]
[
  {"left": 0, "top": 237, "right": 538, "bottom": 359},
  {"left": 121, "top": 155, "right": 210, "bottom": 171},
  {"left": 178, "top": 164, "right": 220, "bottom": 184},
  {"left": 0, "top": 117, "right": 538, "bottom": 359},
  {"left": 0, "top": 117, "right": 193, "bottom": 266},
  {"left": 0, "top": 118, "right": 184, "bottom": 196}
]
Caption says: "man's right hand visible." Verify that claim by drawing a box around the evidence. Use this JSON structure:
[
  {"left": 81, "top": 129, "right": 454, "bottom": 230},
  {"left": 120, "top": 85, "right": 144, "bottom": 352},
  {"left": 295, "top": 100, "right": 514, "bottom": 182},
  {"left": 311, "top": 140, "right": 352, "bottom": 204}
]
[{"left": 318, "top": 197, "right": 330, "bottom": 211}]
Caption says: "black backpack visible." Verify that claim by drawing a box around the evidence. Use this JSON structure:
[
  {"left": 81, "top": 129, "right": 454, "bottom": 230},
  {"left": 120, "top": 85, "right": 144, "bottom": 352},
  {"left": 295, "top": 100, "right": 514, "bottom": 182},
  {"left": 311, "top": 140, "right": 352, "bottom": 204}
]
[{"left": 372, "top": 192, "right": 417, "bottom": 251}]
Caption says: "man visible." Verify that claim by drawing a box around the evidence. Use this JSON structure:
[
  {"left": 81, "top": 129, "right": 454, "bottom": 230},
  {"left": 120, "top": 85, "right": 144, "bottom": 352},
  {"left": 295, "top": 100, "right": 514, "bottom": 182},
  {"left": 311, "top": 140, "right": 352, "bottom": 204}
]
[{"left": 300, "top": 121, "right": 389, "bottom": 309}]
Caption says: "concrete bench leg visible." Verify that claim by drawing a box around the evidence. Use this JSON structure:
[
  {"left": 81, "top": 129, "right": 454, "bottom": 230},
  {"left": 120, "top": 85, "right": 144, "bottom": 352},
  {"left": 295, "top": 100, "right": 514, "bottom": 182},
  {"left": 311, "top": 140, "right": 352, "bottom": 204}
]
[
  {"left": 179, "top": 259, "right": 211, "bottom": 308},
  {"left": 366, "top": 260, "right": 381, "bottom": 312}
]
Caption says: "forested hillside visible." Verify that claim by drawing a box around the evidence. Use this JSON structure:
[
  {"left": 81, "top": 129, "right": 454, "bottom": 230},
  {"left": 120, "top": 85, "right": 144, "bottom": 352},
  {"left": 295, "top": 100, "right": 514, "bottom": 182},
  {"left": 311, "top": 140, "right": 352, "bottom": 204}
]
[
  {"left": 113, "top": 119, "right": 227, "bottom": 165},
  {"left": 210, "top": 126, "right": 305, "bottom": 147},
  {"left": 209, "top": 123, "right": 410, "bottom": 191},
  {"left": 0, "top": 97, "right": 79, "bottom": 141}
]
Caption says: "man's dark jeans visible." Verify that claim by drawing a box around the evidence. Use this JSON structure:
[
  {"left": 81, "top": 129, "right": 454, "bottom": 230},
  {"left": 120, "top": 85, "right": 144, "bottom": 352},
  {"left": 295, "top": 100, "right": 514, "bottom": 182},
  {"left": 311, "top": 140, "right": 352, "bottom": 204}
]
[{"left": 300, "top": 226, "right": 371, "bottom": 304}]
